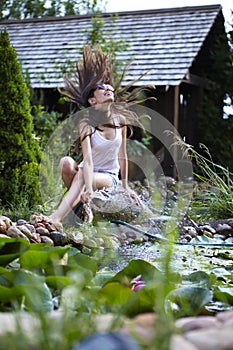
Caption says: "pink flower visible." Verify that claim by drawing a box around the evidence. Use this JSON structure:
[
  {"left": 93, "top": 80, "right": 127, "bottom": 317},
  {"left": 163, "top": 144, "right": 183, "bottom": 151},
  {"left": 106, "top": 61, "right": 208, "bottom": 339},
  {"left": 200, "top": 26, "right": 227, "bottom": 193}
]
[{"left": 130, "top": 275, "right": 146, "bottom": 292}]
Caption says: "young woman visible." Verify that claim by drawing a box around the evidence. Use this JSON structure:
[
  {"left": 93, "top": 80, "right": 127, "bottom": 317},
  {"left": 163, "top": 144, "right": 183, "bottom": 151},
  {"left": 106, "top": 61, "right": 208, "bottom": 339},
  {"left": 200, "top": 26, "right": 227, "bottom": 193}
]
[{"left": 48, "top": 45, "right": 154, "bottom": 229}]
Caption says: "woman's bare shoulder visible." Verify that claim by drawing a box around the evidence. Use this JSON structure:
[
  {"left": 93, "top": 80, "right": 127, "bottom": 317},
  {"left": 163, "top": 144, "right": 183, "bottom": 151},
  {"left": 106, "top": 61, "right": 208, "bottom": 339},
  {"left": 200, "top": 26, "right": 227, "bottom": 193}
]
[{"left": 78, "top": 119, "right": 92, "bottom": 140}]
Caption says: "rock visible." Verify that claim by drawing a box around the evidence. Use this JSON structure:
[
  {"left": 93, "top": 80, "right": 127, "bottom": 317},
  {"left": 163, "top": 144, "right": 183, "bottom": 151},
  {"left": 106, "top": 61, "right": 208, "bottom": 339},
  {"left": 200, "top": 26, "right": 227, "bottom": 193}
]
[
  {"left": 16, "top": 219, "right": 27, "bottom": 226},
  {"left": 216, "top": 310, "right": 233, "bottom": 323},
  {"left": 226, "top": 218, "right": 233, "bottom": 228},
  {"left": 34, "top": 222, "right": 46, "bottom": 229},
  {"left": 25, "top": 223, "right": 36, "bottom": 233},
  {"left": 198, "top": 224, "right": 216, "bottom": 235},
  {"left": 71, "top": 332, "right": 140, "bottom": 350},
  {"left": 0, "top": 233, "right": 10, "bottom": 239},
  {"left": 40, "top": 236, "right": 54, "bottom": 245},
  {"left": 213, "top": 234, "right": 226, "bottom": 240},
  {"left": 83, "top": 238, "right": 98, "bottom": 248},
  {"left": 29, "top": 213, "right": 44, "bottom": 225},
  {"left": 216, "top": 223, "right": 233, "bottom": 237},
  {"left": 17, "top": 224, "right": 34, "bottom": 239},
  {"left": 35, "top": 227, "right": 50, "bottom": 236},
  {"left": 183, "top": 234, "right": 192, "bottom": 242},
  {"left": 6, "top": 226, "right": 30, "bottom": 242},
  {"left": 203, "top": 230, "right": 213, "bottom": 238},
  {"left": 185, "top": 327, "right": 233, "bottom": 350},
  {"left": 182, "top": 226, "right": 197, "bottom": 237},
  {"left": 67, "top": 231, "right": 84, "bottom": 245},
  {"left": 125, "top": 231, "right": 137, "bottom": 240},
  {"left": 0, "top": 221, "right": 7, "bottom": 234},
  {"left": 50, "top": 232, "right": 68, "bottom": 246},
  {"left": 0, "top": 215, "right": 12, "bottom": 234},
  {"left": 90, "top": 184, "right": 154, "bottom": 224},
  {"left": 30, "top": 232, "right": 41, "bottom": 243},
  {"left": 175, "top": 316, "right": 220, "bottom": 332},
  {"left": 170, "top": 335, "right": 200, "bottom": 350}
]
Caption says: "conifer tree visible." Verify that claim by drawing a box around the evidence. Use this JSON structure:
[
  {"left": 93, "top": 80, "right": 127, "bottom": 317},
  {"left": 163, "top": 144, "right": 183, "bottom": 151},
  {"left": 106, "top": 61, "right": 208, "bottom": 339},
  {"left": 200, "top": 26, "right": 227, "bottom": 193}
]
[{"left": 0, "top": 29, "right": 42, "bottom": 208}]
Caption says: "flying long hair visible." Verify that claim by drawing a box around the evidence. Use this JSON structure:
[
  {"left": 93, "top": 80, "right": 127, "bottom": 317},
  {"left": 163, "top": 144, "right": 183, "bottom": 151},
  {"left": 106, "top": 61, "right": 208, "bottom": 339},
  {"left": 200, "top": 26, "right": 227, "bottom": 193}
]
[
  {"left": 59, "top": 45, "right": 155, "bottom": 144},
  {"left": 60, "top": 45, "right": 114, "bottom": 109}
]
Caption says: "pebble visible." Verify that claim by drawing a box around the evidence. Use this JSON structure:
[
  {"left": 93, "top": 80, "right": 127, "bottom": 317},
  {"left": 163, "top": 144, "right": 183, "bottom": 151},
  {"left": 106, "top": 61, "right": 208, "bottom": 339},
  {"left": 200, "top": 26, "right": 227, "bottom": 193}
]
[
  {"left": 0, "top": 305, "right": 233, "bottom": 349},
  {"left": 121, "top": 310, "right": 233, "bottom": 350},
  {"left": 49, "top": 231, "right": 68, "bottom": 246}
]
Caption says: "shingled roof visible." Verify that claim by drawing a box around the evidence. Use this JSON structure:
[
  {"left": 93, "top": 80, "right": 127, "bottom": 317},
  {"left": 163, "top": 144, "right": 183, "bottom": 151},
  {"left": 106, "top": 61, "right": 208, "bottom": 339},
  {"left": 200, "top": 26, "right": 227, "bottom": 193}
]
[{"left": 0, "top": 4, "right": 225, "bottom": 88}]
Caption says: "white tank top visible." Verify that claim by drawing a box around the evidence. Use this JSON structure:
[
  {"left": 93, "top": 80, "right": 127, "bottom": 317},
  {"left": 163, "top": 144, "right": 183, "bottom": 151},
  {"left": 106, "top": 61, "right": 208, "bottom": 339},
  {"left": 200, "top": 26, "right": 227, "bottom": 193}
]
[{"left": 79, "top": 123, "right": 122, "bottom": 176}]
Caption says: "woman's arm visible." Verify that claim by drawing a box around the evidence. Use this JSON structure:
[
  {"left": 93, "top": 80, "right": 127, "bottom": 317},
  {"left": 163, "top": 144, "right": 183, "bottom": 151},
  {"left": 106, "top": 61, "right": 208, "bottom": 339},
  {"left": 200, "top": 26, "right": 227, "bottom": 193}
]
[
  {"left": 118, "top": 126, "right": 129, "bottom": 189},
  {"left": 119, "top": 126, "right": 142, "bottom": 204},
  {"left": 79, "top": 122, "right": 94, "bottom": 202}
]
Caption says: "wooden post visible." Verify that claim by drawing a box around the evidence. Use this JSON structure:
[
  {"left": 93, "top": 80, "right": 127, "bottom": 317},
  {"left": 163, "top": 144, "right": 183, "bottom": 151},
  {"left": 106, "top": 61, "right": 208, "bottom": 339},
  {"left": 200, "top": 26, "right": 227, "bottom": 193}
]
[{"left": 173, "top": 85, "right": 180, "bottom": 178}]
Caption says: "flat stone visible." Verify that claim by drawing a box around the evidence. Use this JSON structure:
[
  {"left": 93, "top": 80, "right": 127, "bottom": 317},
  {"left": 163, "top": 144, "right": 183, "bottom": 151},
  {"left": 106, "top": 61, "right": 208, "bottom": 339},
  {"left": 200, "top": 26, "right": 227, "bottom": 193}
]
[
  {"left": 0, "top": 312, "right": 39, "bottom": 335},
  {"left": 185, "top": 327, "right": 233, "bottom": 350},
  {"left": 175, "top": 316, "right": 220, "bottom": 331},
  {"left": 216, "top": 310, "right": 233, "bottom": 323},
  {"left": 170, "top": 334, "right": 200, "bottom": 350}
]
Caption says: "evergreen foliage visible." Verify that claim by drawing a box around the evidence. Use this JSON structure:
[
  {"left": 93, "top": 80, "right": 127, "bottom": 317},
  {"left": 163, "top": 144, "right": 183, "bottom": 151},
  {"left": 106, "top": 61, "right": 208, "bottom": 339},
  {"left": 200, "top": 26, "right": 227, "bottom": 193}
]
[
  {"left": 0, "top": 0, "right": 103, "bottom": 20},
  {"left": 0, "top": 29, "right": 42, "bottom": 207},
  {"left": 196, "top": 22, "right": 233, "bottom": 172}
]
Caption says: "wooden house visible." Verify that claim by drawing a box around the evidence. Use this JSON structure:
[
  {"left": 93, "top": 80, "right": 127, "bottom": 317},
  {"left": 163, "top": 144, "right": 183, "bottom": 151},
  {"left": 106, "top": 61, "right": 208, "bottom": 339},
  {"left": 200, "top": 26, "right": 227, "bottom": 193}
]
[{"left": 0, "top": 4, "right": 229, "bottom": 177}]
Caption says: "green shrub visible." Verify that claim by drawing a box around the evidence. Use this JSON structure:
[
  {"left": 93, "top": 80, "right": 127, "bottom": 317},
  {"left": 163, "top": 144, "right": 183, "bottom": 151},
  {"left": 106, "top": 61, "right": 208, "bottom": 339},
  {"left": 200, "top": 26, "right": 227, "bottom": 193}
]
[
  {"left": 31, "top": 105, "right": 62, "bottom": 149},
  {"left": 0, "top": 29, "right": 42, "bottom": 208}
]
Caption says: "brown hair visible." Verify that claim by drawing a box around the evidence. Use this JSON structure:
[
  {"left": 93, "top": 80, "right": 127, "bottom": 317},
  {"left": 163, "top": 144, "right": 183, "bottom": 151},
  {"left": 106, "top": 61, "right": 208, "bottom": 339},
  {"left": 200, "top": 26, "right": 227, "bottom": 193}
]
[
  {"left": 59, "top": 45, "right": 155, "bottom": 145},
  {"left": 59, "top": 45, "right": 114, "bottom": 108}
]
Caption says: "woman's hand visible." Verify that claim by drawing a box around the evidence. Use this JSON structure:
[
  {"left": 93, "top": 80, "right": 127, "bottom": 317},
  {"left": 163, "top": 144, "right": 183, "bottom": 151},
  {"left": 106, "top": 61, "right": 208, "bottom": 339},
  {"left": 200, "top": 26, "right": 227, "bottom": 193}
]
[
  {"left": 124, "top": 186, "right": 143, "bottom": 205},
  {"left": 81, "top": 190, "right": 93, "bottom": 203}
]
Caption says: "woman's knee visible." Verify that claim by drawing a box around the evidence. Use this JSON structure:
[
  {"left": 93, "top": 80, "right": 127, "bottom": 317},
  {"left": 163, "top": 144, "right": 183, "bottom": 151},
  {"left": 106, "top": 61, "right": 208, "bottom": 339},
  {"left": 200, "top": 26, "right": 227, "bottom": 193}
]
[{"left": 60, "top": 156, "right": 76, "bottom": 173}]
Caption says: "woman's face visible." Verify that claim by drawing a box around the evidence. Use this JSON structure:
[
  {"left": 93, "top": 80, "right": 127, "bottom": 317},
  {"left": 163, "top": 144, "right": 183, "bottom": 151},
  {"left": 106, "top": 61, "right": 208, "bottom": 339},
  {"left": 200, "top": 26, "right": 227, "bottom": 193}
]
[{"left": 91, "top": 83, "right": 115, "bottom": 105}]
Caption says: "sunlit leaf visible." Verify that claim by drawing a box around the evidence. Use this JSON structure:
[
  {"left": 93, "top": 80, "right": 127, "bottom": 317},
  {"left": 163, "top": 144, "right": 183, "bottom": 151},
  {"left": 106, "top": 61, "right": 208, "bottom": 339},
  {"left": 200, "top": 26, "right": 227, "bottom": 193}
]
[
  {"left": 99, "top": 282, "right": 132, "bottom": 305},
  {"left": 68, "top": 251, "right": 97, "bottom": 276},
  {"left": 214, "top": 286, "right": 233, "bottom": 305},
  {"left": 165, "top": 286, "right": 212, "bottom": 318},
  {"left": 103, "top": 259, "right": 160, "bottom": 287},
  {"left": 19, "top": 245, "right": 70, "bottom": 269}
]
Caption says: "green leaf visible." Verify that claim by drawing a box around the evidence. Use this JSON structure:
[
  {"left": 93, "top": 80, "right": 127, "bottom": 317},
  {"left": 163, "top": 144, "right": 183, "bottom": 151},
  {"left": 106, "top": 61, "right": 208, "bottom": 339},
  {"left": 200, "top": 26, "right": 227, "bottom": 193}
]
[
  {"left": 93, "top": 268, "right": 115, "bottom": 287},
  {"left": 68, "top": 251, "right": 97, "bottom": 276},
  {"left": 19, "top": 245, "right": 70, "bottom": 269},
  {"left": 99, "top": 281, "right": 159, "bottom": 317},
  {"left": 183, "top": 271, "right": 216, "bottom": 289},
  {"left": 213, "top": 286, "right": 233, "bottom": 305},
  {"left": 12, "top": 269, "right": 53, "bottom": 313},
  {"left": 165, "top": 286, "right": 212, "bottom": 318},
  {"left": 122, "top": 284, "right": 158, "bottom": 317},
  {"left": 103, "top": 259, "right": 160, "bottom": 287},
  {"left": 0, "top": 238, "right": 29, "bottom": 267},
  {"left": 99, "top": 282, "right": 132, "bottom": 305},
  {"left": 0, "top": 284, "right": 19, "bottom": 302},
  {"left": 45, "top": 275, "right": 73, "bottom": 290},
  {"left": 0, "top": 268, "right": 53, "bottom": 312}
]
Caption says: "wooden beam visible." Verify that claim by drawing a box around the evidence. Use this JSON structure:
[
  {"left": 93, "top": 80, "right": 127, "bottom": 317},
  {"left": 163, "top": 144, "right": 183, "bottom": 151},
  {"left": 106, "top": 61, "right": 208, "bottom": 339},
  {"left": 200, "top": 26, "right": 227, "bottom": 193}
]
[
  {"left": 173, "top": 85, "right": 179, "bottom": 131},
  {"left": 173, "top": 85, "right": 180, "bottom": 178},
  {"left": 182, "top": 72, "right": 216, "bottom": 89}
]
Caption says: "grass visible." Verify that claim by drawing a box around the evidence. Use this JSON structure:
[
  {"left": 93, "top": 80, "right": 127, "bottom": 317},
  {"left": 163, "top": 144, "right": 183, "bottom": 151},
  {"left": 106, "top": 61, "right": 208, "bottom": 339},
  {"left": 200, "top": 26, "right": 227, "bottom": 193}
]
[{"left": 172, "top": 136, "right": 233, "bottom": 221}]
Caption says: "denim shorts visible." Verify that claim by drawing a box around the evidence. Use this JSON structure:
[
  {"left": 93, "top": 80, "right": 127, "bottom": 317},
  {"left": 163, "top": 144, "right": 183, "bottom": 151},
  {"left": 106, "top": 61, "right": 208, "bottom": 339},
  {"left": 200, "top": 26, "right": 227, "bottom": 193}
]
[{"left": 96, "top": 170, "right": 119, "bottom": 188}]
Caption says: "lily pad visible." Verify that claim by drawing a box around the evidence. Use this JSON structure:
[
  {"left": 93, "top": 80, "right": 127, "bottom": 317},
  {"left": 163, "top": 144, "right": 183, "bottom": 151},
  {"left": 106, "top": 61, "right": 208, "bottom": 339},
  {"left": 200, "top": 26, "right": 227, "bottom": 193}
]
[{"left": 165, "top": 286, "right": 212, "bottom": 318}]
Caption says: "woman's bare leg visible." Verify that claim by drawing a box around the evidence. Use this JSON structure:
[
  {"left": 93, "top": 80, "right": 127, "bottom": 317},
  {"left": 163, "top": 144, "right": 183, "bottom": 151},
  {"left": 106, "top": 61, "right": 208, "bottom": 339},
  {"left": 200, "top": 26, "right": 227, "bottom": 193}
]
[
  {"left": 50, "top": 169, "right": 85, "bottom": 223},
  {"left": 49, "top": 170, "right": 114, "bottom": 227},
  {"left": 60, "top": 156, "right": 79, "bottom": 189}
]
